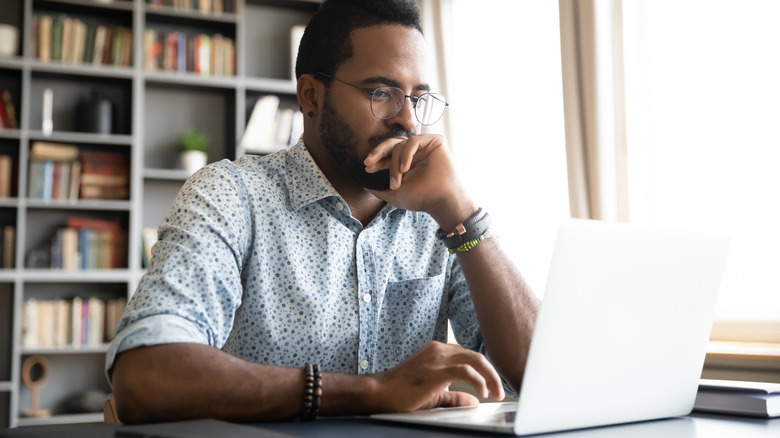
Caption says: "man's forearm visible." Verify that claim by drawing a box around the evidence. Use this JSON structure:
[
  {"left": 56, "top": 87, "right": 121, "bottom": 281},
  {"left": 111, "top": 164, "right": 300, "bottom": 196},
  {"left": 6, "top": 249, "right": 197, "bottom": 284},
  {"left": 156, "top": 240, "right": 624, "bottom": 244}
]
[
  {"left": 456, "top": 237, "right": 540, "bottom": 393},
  {"left": 111, "top": 343, "right": 379, "bottom": 423}
]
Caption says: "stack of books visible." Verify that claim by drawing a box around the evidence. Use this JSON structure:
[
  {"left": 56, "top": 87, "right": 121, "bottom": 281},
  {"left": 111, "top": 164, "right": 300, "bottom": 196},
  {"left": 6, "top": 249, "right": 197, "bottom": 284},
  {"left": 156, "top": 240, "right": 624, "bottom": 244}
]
[{"left": 27, "top": 141, "right": 81, "bottom": 202}]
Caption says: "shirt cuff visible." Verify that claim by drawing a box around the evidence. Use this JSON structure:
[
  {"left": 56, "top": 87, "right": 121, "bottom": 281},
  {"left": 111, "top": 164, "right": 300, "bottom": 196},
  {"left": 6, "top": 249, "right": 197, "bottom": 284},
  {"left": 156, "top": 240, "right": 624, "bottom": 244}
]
[{"left": 104, "top": 314, "right": 210, "bottom": 384}]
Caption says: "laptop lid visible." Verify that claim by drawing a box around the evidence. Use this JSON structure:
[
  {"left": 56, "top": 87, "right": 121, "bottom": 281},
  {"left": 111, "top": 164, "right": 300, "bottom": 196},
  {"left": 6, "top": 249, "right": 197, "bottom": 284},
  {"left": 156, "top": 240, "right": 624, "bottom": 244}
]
[
  {"left": 372, "top": 219, "right": 730, "bottom": 436},
  {"left": 513, "top": 219, "right": 729, "bottom": 435}
]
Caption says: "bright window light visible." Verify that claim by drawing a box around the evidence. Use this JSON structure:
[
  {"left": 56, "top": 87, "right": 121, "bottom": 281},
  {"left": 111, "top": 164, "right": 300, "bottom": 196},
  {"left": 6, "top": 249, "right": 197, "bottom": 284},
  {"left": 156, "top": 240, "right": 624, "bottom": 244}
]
[
  {"left": 623, "top": 0, "right": 780, "bottom": 321},
  {"left": 447, "top": 0, "right": 569, "bottom": 297}
]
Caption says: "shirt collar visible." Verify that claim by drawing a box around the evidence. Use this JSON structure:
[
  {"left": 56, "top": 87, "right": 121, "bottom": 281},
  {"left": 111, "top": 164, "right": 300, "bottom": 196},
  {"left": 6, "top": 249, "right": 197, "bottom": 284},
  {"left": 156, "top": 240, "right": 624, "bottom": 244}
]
[
  {"left": 285, "top": 139, "right": 342, "bottom": 211},
  {"left": 284, "top": 139, "right": 399, "bottom": 221}
]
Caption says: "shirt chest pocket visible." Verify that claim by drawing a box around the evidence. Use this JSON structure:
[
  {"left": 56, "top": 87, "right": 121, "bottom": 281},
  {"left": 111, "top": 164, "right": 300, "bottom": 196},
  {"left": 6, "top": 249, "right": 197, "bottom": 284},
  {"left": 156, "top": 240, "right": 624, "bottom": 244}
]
[{"left": 379, "top": 272, "right": 447, "bottom": 364}]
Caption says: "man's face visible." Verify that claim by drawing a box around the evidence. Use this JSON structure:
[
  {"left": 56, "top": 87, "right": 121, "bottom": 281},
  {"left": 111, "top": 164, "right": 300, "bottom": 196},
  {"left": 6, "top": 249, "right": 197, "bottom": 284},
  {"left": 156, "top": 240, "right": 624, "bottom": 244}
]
[
  {"left": 319, "top": 97, "right": 414, "bottom": 190},
  {"left": 316, "top": 24, "right": 428, "bottom": 190}
]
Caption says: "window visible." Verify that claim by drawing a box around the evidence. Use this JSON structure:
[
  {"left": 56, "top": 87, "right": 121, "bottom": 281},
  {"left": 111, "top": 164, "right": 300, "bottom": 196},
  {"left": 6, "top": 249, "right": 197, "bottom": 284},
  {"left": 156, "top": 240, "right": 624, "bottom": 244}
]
[
  {"left": 443, "top": 0, "right": 570, "bottom": 296},
  {"left": 622, "top": 0, "right": 780, "bottom": 324}
]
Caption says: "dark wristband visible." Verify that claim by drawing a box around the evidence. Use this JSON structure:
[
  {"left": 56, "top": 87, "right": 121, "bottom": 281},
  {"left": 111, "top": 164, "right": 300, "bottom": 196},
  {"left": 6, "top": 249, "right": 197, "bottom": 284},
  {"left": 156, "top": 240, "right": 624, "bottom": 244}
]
[{"left": 435, "top": 208, "right": 492, "bottom": 250}]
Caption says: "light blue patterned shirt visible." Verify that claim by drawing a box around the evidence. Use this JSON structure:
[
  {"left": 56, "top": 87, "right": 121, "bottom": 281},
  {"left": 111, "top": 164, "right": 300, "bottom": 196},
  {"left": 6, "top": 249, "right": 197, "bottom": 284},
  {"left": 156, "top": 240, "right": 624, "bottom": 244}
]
[{"left": 106, "top": 141, "right": 486, "bottom": 379}]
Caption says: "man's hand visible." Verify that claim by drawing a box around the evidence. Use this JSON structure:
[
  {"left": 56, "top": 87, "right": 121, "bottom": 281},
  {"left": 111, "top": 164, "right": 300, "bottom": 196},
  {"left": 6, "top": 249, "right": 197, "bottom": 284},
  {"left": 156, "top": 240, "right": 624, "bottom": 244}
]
[
  {"left": 363, "top": 134, "right": 475, "bottom": 230},
  {"left": 370, "top": 341, "right": 505, "bottom": 413}
]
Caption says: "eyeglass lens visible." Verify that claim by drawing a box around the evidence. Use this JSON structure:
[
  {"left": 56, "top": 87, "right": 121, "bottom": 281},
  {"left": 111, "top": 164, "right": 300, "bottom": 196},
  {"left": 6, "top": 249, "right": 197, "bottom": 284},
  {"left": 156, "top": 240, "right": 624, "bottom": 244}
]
[{"left": 371, "top": 87, "right": 447, "bottom": 126}]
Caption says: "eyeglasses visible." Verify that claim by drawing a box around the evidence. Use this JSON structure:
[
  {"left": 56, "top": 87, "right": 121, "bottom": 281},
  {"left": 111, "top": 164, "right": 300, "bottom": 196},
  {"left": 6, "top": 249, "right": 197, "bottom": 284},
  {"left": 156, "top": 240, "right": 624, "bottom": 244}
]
[{"left": 315, "top": 73, "right": 448, "bottom": 126}]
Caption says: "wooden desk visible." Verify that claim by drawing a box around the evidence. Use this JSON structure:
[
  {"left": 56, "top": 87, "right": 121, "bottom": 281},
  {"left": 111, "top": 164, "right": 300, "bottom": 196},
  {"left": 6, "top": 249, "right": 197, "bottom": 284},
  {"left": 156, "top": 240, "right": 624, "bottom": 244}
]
[{"left": 1, "top": 414, "right": 778, "bottom": 438}]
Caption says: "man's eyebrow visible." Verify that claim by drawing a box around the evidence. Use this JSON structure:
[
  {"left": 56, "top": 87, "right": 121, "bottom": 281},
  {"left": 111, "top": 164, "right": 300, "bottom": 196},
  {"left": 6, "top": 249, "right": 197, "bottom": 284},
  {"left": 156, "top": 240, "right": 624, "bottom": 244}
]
[{"left": 361, "top": 76, "right": 431, "bottom": 92}]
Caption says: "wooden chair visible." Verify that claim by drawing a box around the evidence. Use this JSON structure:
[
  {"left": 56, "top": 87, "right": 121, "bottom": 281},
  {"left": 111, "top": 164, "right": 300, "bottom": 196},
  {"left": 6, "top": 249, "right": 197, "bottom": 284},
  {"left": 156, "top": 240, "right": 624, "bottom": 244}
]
[{"left": 104, "top": 397, "right": 120, "bottom": 423}]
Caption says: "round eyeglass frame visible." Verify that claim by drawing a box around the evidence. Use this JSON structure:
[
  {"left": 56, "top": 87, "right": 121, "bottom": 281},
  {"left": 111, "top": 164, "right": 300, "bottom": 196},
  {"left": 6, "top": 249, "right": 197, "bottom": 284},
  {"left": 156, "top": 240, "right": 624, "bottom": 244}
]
[{"left": 315, "top": 72, "right": 449, "bottom": 126}]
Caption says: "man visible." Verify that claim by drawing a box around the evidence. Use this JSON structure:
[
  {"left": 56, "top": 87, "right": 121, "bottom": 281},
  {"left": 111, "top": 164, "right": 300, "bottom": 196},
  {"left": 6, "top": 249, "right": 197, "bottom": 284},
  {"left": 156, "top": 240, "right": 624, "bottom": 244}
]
[{"left": 108, "top": 0, "right": 538, "bottom": 424}]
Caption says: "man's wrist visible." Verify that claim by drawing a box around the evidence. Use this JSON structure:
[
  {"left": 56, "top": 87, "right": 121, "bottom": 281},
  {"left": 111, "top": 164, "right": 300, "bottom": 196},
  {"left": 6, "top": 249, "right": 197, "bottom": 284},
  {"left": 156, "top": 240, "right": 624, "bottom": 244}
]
[
  {"left": 429, "top": 195, "right": 478, "bottom": 233},
  {"left": 436, "top": 208, "right": 492, "bottom": 251}
]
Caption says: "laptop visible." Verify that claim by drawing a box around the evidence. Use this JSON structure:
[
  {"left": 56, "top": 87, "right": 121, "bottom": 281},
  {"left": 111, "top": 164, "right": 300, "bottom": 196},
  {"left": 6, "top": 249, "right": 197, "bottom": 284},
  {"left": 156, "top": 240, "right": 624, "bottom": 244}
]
[{"left": 372, "top": 219, "right": 730, "bottom": 435}]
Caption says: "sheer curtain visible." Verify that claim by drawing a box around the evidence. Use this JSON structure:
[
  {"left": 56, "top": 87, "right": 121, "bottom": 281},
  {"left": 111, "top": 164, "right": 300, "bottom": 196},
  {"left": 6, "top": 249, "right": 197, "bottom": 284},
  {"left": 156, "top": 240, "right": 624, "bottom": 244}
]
[{"left": 422, "top": 0, "right": 570, "bottom": 297}]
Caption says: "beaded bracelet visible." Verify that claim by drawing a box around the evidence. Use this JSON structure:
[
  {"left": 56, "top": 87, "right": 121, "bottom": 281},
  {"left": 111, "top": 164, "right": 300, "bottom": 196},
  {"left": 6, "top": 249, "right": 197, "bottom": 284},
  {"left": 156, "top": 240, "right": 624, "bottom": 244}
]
[{"left": 301, "top": 363, "right": 322, "bottom": 421}]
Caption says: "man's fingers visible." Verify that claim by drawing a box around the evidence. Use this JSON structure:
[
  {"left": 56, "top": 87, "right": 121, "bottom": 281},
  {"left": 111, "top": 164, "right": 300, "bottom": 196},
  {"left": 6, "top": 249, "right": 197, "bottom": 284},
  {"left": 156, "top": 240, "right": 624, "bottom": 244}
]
[
  {"left": 389, "top": 138, "right": 420, "bottom": 190},
  {"left": 443, "top": 364, "right": 490, "bottom": 399},
  {"left": 435, "top": 390, "right": 480, "bottom": 408},
  {"left": 452, "top": 350, "right": 505, "bottom": 401}
]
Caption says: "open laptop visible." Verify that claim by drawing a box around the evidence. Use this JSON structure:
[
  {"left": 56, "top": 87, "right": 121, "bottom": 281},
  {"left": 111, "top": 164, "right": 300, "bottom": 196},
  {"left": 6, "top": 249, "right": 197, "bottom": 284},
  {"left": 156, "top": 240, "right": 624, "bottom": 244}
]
[{"left": 372, "top": 219, "right": 730, "bottom": 435}]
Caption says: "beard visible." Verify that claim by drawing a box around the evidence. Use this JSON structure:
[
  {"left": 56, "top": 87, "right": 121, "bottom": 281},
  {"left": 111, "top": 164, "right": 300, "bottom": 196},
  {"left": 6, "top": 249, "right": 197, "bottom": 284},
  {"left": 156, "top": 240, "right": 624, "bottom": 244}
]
[{"left": 319, "top": 99, "right": 415, "bottom": 191}]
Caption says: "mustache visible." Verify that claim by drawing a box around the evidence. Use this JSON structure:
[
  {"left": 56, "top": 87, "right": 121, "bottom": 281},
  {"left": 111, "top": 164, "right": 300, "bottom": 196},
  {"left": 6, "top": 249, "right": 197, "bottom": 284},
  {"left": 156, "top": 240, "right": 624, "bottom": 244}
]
[{"left": 368, "top": 125, "right": 416, "bottom": 147}]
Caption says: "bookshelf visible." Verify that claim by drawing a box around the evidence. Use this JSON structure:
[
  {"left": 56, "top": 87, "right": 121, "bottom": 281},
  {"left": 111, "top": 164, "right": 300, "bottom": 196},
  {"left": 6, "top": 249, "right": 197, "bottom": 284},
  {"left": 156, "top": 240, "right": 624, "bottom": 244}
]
[{"left": 0, "top": 0, "right": 320, "bottom": 428}]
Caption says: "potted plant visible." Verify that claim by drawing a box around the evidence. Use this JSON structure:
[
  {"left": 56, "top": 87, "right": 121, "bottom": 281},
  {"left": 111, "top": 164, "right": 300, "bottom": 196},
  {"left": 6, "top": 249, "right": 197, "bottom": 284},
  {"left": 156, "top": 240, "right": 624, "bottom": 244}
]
[{"left": 177, "top": 129, "right": 209, "bottom": 174}]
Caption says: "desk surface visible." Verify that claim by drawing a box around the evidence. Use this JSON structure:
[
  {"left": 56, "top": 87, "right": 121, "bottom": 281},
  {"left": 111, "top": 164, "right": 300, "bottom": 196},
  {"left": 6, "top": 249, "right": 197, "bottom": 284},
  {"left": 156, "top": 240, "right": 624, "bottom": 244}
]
[{"left": 1, "top": 414, "right": 778, "bottom": 438}]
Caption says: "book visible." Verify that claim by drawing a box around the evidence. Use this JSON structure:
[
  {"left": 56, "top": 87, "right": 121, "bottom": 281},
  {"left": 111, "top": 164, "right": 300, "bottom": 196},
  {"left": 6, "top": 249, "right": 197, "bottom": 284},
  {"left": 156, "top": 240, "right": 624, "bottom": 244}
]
[
  {"left": 240, "top": 94, "right": 280, "bottom": 154},
  {"left": 2, "top": 225, "right": 14, "bottom": 268},
  {"left": 38, "top": 15, "right": 52, "bottom": 62},
  {"left": 694, "top": 379, "right": 780, "bottom": 418},
  {"left": 31, "top": 141, "right": 79, "bottom": 161},
  {"left": 0, "top": 154, "right": 12, "bottom": 197}
]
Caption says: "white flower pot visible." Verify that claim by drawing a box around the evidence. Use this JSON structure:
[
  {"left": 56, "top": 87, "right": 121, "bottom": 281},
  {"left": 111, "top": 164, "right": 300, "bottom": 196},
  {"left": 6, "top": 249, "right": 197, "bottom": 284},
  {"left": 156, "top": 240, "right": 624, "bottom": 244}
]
[{"left": 180, "top": 150, "right": 207, "bottom": 175}]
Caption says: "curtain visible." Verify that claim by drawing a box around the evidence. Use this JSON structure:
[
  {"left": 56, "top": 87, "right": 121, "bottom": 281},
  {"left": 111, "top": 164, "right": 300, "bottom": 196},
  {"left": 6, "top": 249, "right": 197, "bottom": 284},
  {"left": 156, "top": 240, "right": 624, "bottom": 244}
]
[
  {"left": 419, "top": 0, "right": 454, "bottom": 142},
  {"left": 559, "top": 0, "right": 629, "bottom": 221}
]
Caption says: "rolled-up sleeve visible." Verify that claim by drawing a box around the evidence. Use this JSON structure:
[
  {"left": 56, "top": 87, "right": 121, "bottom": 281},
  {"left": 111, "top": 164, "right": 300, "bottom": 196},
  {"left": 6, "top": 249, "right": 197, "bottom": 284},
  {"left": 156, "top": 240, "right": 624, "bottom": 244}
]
[{"left": 105, "top": 160, "right": 252, "bottom": 381}]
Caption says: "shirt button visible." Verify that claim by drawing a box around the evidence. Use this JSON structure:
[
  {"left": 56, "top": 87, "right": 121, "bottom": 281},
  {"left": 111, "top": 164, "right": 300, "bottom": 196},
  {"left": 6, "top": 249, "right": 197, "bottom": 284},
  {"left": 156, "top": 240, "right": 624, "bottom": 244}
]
[
  {"left": 336, "top": 202, "right": 345, "bottom": 211},
  {"left": 362, "top": 293, "right": 371, "bottom": 303},
  {"left": 361, "top": 360, "right": 369, "bottom": 370}
]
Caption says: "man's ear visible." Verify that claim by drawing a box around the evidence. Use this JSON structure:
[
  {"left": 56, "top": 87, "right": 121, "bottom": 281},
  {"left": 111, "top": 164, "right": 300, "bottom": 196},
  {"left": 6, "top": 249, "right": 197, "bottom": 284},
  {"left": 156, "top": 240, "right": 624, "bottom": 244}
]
[{"left": 297, "top": 74, "right": 322, "bottom": 118}]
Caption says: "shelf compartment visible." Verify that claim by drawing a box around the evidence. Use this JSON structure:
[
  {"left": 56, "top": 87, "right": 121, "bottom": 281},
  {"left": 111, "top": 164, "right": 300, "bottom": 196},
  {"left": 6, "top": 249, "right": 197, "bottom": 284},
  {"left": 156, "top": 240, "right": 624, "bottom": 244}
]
[
  {"left": 23, "top": 208, "right": 129, "bottom": 270},
  {"left": 0, "top": 208, "right": 17, "bottom": 269},
  {"left": 141, "top": 179, "right": 183, "bottom": 232},
  {"left": 0, "top": 1, "right": 23, "bottom": 61},
  {"left": 32, "top": 1, "right": 134, "bottom": 69},
  {"left": 243, "top": 1, "right": 316, "bottom": 81},
  {"left": 29, "top": 72, "right": 133, "bottom": 136},
  {"left": 21, "top": 281, "right": 125, "bottom": 351},
  {"left": 144, "top": 84, "right": 236, "bottom": 170},
  {"left": 0, "top": 68, "right": 22, "bottom": 132},
  {"left": 0, "top": 390, "right": 8, "bottom": 428},
  {"left": 17, "top": 353, "right": 108, "bottom": 421},
  {"left": 0, "top": 283, "right": 13, "bottom": 383}
]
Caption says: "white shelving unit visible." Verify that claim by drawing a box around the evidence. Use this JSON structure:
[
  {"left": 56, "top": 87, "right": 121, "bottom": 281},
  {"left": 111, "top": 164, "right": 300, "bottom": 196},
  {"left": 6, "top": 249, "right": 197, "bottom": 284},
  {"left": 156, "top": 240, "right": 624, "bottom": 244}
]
[{"left": 0, "top": 0, "right": 319, "bottom": 428}]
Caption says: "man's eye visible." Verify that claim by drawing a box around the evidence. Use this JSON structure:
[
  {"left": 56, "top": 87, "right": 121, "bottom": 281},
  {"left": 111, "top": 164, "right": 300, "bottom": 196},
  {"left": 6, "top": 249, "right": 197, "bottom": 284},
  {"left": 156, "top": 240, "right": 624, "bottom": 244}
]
[{"left": 373, "top": 89, "right": 393, "bottom": 101}]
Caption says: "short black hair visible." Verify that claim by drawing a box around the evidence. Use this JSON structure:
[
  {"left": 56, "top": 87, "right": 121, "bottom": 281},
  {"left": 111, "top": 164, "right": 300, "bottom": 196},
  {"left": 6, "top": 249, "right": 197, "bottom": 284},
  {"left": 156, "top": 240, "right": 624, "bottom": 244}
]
[{"left": 295, "top": 0, "right": 422, "bottom": 80}]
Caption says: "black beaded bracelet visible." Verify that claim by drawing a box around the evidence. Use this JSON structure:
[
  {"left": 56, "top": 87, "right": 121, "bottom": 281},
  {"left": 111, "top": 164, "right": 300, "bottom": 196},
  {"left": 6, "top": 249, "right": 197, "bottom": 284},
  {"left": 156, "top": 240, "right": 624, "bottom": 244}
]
[{"left": 301, "top": 363, "right": 322, "bottom": 421}]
